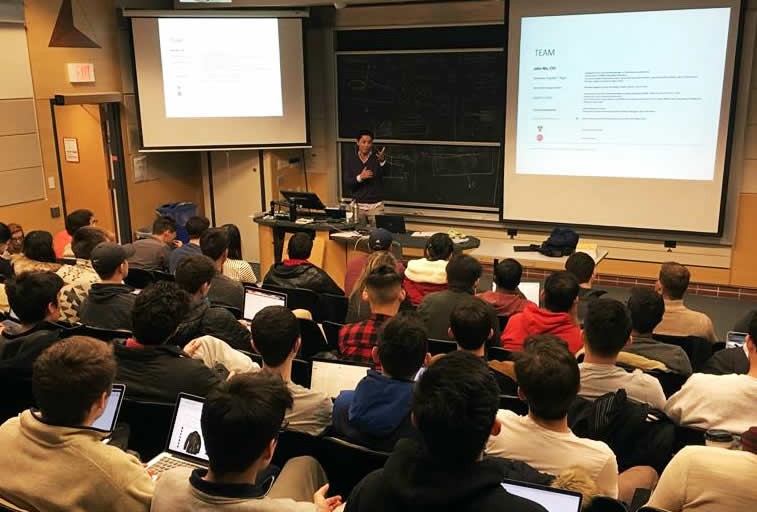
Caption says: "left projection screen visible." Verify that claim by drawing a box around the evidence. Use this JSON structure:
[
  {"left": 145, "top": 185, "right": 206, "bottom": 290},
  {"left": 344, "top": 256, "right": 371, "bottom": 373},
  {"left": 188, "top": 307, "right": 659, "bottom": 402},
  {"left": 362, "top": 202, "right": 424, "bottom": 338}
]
[{"left": 131, "top": 17, "right": 307, "bottom": 149}]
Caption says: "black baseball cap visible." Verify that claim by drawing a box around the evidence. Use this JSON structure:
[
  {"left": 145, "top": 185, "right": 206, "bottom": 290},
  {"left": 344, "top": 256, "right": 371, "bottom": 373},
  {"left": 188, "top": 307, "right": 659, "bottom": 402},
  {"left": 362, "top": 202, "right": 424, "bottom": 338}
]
[
  {"left": 90, "top": 242, "right": 135, "bottom": 277},
  {"left": 369, "top": 228, "right": 393, "bottom": 251}
]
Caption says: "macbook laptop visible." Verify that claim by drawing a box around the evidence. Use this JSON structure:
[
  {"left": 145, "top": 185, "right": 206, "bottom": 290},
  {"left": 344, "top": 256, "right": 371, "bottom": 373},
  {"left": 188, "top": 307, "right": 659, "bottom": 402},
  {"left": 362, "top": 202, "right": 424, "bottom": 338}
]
[
  {"left": 91, "top": 383, "right": 125, "bottom": 435},
  {"left": 375, "top": 214, "right": 407, "bottom": 234},
  {"left": 501, "top": 479, "right": 582, "bottom": 512},
  {"left": 243, "top": 287, "right": 287, "bottom": 322},
  {"left": 492, "top": 281, "right": 541, "bottom": 306},
  {"left": 146, "top": 394, "right": 208, "bottom": 477},
  {"left": 726, "top": 331, "right": 747, "bottom": 349},
  {"left": 310, "top": 358, "right": 370, "bottom": 399}
]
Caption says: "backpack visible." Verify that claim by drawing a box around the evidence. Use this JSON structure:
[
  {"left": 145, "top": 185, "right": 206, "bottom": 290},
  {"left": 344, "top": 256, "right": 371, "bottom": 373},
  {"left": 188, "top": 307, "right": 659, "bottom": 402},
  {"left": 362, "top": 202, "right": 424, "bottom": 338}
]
[{"left": 539, "top": 228, "right": 579, "bottom": 257}]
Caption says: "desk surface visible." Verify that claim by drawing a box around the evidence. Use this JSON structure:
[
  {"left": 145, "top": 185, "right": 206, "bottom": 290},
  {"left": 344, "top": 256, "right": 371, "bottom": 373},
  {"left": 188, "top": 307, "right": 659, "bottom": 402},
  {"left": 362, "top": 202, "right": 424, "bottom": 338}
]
[
  {"left": 330, "top": 231, "right": 481, "bottom": 251},
  {"left": 469, "top": 238, "right": 608, "bottom": 268},
  {"left": 253, "top": 214, "right": 357, "bottom": 233}
]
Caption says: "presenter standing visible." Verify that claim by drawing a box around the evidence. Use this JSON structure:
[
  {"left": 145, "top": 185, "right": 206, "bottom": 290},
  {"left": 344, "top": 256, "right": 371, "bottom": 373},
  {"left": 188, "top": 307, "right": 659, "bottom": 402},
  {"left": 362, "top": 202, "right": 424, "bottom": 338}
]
[{"left": 343, "top": 129, "right": 388, "bottom": 226}]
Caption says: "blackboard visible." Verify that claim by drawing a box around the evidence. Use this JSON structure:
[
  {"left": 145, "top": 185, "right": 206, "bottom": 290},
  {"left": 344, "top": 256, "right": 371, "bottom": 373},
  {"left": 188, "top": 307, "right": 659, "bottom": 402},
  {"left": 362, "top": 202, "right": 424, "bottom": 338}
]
[
  {"left": 341, "top": 143, "right": 502, "bottom": 208},
  {"left": 337, "top": 52, "right": 505, "bottom": 142}
]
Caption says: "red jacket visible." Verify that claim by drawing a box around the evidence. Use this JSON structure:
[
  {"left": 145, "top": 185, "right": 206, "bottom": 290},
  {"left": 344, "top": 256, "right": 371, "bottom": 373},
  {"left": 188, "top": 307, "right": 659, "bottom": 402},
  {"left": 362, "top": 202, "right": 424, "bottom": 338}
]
[{"left": 500, "top": 303, "right": 583, "bottom": 354}]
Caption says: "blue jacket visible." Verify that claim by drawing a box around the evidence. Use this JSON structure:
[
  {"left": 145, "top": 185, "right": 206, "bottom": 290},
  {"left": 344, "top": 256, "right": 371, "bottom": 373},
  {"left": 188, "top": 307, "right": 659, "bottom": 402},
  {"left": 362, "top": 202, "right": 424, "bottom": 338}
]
[{"left": 332, "top": 370, "right": 416, "bottom": 451}]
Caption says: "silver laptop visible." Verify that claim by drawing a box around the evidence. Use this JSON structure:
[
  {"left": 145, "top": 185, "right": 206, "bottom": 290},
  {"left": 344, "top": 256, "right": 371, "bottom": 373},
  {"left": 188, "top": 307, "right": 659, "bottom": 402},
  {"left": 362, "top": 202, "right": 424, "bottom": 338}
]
[
  {"left": 146, "top": 394, "right": 208, "bottom": 477},
  {"left": 92, "top": 383, "right": 125, "bottom": 435},
  {"left": 310, "top": 359, "right": 370, "bottom": 399},
  {"left": 243, "top": 287, "right": 287, "bottom": 321},
  {"left": 501, "top": 479, "right": 582, "bottom": 512}
]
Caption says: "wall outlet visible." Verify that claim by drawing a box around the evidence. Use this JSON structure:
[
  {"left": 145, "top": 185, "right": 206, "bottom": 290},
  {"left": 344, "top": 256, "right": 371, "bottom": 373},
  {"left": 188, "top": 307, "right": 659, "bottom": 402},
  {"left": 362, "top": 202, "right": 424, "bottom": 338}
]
[{"left": 47, "top": 176, "right": 55, "bottom": 189}]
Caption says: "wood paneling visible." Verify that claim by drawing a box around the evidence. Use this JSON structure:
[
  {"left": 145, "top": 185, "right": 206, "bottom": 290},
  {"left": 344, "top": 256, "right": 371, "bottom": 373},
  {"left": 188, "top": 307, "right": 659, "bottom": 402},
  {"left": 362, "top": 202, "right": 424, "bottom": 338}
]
[
  {"left": 0, "top": 133, "right": 42, "bottom": 171},
  {"left": 0, "top": 99, "right": 36, "bottom": 136},
  {"left": 0, "top": 167, "right": 45, "bottom": 206},
  {"left": 730, "top": 193, "right": 757, "bottom": 286}
]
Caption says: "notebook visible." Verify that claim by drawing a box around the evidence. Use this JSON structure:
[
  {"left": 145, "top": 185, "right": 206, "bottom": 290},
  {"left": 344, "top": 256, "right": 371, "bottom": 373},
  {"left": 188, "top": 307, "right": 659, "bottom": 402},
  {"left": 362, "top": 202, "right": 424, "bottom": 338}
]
[
  {"left": 492, "top": 281, "right": 541, "bottom": 305},
  {"left": 243, "top": 287, "right": 287, "bottom": 321},
  {"left": 146, "top": 394, "right": 209, "bottom": 477},
  {"left": 501, "top": 479, "right": 582, "bottom": 512},
  {"left": 310, "top": 359, "right": 371, "bottom": 399}
]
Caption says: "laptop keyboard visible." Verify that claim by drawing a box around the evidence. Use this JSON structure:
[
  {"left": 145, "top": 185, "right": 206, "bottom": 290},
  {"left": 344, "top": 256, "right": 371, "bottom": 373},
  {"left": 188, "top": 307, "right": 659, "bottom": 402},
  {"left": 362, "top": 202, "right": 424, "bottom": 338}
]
[{"left": 148, "top": 456, "right": 204, "bottom": 476}]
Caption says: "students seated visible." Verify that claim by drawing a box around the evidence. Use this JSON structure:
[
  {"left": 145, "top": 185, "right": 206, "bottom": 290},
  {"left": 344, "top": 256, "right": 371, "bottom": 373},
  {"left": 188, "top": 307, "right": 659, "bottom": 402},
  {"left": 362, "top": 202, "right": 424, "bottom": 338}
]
[
  {"left": 0, "top": 222, "right": 14, "bottom": 279},
  {"left": 702, "top": 343, "right": 749, "bottom": 375},
  {"left": 646, "top": 427, "right": 757, "bottom": 512},
  {"left": 501, "top": 271, "right": 583, "bottom": 354},
  {"left": 654, "top": 262, "right": 716, "bottom": 341},
  {"left": 663, "top": 315, "right": 757, "bottom": 433},
  {"left": 6, "top": 222, "right": 24, "bottom": 257},
  {"left": 127, "top": 216, "right": 178, "bottom": 272},
  {"left": 449, "top": 298, "right": 517, "bottom": 395},
  {"left": 565, "top": 252, "right": 605, "bottom": 324},
  {"left": 79, "top": 242, "right": 137, "bottom": 331},
  {"left": 0, "top": 271, "right": 65, "bottom": 372},
  {"left": 476, "top": 258, "right": 532, "bottom": 317},
  {"left": 623, "top": 287, "right": 692, "bottom": 376},
  {"left": 418, "top": 254, "right": 500, "bottom": 342},
  {"left": 487, "top": 335, "right": 620, "bottom": 499},
  {"left": 579, "top": 299, "right": 667, "bottom": 410},
  {"left": 151, "top": 372, "right": 340, "bottom": 512},
  {"left": 345, "top": 351, "right": 550, "bottom": 512},
  {"left": 114, "top": 281, "right": 222, "bottom": 402},
  {"left": 346, "top": 250, "right": 408, "bottom": 323},
  {"left": 11, "top": 230, "right": 61, "bottom": 275},
  {"left": 56, "top": 226, "right": 109, "bottom": 323},
  {"left": 221, "top": 223, "right": 257, "bottom": 283},
  {"left": 169, "top": 215, "right": 210, "bottom": 274},
  {"left": 200, "top": 227, "right": 245, "bottom": 312},
  {"left": 0, "top": 336, "right": 153, "bottom": 512},
  {"left": 339, "top": 265, "right": 404, "bottom": 365},
  {"left": 263, "top": 232, "right": 344, "bottom": 296},
  {"left": 172, "top": 255, "right": 252, "bottom": 350},
  {"left": 344, "top": 228, "right": 404, "bottom": 295},
  {"left": 251, "top": 306, "right": 333, "bottom": 435},
  {"left": 53, "top": 208, "right": 94, "bottom": 259},
  {"left": 402, "top": 232, "right": 453, "bottom": 306}
]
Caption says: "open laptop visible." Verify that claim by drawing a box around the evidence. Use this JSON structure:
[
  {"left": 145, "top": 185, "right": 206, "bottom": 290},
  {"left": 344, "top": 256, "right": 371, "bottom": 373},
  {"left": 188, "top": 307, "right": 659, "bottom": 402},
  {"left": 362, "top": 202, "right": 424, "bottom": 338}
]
[
  {"left": 146, "top": 394, "right": 208, "bottom": 477},
  {"left": 492, "top": 281, "right": 541, "bottom": 306},
  {"left": 243, "top": 287, "right": 287, "bottom": 322},
  {"left": 375, "top": 214, "right": 407, "bottom": 234},
  {"left": 310, "top": 358, "right": 371, "bottom": 399},
  {"left": 501, "top": 479, "right": 582, "bottom": 512},
  {"left": 726, "top": 331, "right": 747, "bottom": 349},
  {"left": 91, "top": 383, "right": 125, "bottom": 435}
]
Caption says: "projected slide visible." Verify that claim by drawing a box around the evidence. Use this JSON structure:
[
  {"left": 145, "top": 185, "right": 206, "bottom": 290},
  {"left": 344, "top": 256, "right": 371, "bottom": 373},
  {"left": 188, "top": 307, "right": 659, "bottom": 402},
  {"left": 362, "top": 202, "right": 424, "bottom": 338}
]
[
  {"left": 158, "top": 18, "right": 283, "bottom": 118},
  {"left": 516, "top": 8, "right": 731, "bottom": 181}
]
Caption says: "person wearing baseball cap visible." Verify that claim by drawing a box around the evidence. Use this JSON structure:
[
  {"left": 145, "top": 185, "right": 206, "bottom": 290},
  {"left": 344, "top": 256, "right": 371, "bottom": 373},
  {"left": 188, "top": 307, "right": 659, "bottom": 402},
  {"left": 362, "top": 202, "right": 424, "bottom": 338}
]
[
  {"left": 344, "top": 228, "right": 405, "bottom": 296},
  {"left": 79, "top": 242, "right": 137, "bottom": 331}
]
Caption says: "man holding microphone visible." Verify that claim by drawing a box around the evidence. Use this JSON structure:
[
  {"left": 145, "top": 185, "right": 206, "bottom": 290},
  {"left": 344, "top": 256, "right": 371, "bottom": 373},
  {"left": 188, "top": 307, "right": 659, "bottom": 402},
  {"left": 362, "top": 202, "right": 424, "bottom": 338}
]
[{"left": 343, "top": 129, "right": 388, "bottom": 225}]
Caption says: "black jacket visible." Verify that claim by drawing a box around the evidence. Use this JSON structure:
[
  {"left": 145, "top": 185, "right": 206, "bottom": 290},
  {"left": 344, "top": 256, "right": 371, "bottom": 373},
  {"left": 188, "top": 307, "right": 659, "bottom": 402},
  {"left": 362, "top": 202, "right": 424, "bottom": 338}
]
[
  {"left": 577, "top": 287, "right": 607, "bottom": 325},
  {"left": 171, "top": 299, "right": 252, "bottom": 351},
  {"left": 207, "top": 273, "right": 245, "bottom": 312},
  {"left": 0, "top": 322, "right": 65, "bottom": 374},
  {"left": 114, "top": 343, "right": 222, "bottom": 403},
  {"left": 79, "top": 283, "right": 136, "bottom": 331},
  {"left": 702, "top": 347, "right": 749, "bottom": 375},
  {"left": 342, "top": 151, "right": 387, "bottom": 204},
  {"left": 418, "top": 290, "right": 501, "bottom": 342},
  {"left": 263, "top": 262, "right": 344, "bottom": 296},
  {"left": 345, "top": 438, "right": 550, "bottom": 512}
]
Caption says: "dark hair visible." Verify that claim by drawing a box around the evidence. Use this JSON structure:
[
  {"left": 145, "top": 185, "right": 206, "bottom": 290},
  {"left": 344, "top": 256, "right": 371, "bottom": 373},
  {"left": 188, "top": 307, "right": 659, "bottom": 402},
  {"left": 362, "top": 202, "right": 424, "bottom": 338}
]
[
  {"left": 413, "top": 351, "right": 499, "bottom": 467},
  {"left": 565, "top": 252, "right": 595, "bottom": 285},
  {"left": 222, "top": 224, "right": 243, "bottom": 260},
  {"left": 0, "top": 222, "right": 11, "bottom": 245},
  {"left": 71, "top": 226, "right": 108, "bottom": 260},
  {"left": 175, "top": 255, "right": 216, "bottom": 294},
  {"left": 543, "top": 271, "right": 580, "bottom": 313},
  {"left": 186, "top": 216, "right": 211, "bottom": 239},
  {"left": 287, "top": 232, "right": 313, "bottom": 260},
  {"left": 425, "top": 233, "right": 454, "bottom": 261},
  {"left": 65, "top": 209, "right": 94, "bottom": 236},
  {"left": 364, "top": 265, "right": 403, "bottom": 305},
  {"left": 356, "top": 129, "right": 374, "bottom": 141},
  {"left": 446, "top": 254, "right": 482, "bottom": 291},
  {"left": 6, "top": 271, "right": 64, "bottom": 324},
  {"left": 450, "top": 298, "right": 492, "bottom": 351},
  {"left": 378, "top": 311, "right": 427, "bottom": 379},
  {"left": 748, "top": 313, "right": 757, "bottom": 340},
  {"left": 494, "top": 258, "right": 522, "bottom": 291},
  {"left": 516, "top": 335, "right": 579, "bottom": 420},
  {"left": 23, "top": 230, "right": 57, "bottom": 263},
  {"left": 659, "top": 262, "right": 690, "bottom": 300},
  {"left": 627, "top": 287, "right": 665, "bottom": 335},
  {"left": 132, "top": 281, "right": 191, "bottom": 345},
  {"left": 33, "top": 336, "right": 116, "bottom": 426},
  {"left": 250, "top": 306, "right": 300, "bottom": 367},
  {"left": 202, "top": 372, "right": 293, "bottom": 475},
  {"left": 152, "top": 216, "right": 176, "bottom": 235},
  {"left": 583, "top": 298, "right": 632, "bottom": 357},
  {"left": 200, "top": 228, "right": 229, "bottom": 261}
]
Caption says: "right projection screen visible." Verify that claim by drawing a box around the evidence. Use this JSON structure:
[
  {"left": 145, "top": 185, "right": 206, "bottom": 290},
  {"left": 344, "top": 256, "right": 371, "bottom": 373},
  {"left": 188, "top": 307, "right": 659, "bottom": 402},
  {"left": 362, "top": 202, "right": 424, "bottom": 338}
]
[{"left": 503, "top": 0, "right": 742, "bottom": 234}]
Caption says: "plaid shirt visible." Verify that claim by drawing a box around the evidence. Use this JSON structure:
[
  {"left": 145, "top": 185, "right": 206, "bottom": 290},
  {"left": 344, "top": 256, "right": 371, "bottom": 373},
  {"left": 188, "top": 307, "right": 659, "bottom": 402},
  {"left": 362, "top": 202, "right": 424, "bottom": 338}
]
[{"left": 338, "top": 313, "right": 391, "bottom": 365}]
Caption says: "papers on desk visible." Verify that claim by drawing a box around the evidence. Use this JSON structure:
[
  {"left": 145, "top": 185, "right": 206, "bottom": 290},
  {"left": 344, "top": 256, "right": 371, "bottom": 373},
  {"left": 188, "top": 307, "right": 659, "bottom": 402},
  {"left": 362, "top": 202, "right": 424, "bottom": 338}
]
[
  {"left": 576, "top": 243, "right": 598, "bottom": 261},
  {"left": 331, "top": 231, "right": 363, "bottom": 239}
]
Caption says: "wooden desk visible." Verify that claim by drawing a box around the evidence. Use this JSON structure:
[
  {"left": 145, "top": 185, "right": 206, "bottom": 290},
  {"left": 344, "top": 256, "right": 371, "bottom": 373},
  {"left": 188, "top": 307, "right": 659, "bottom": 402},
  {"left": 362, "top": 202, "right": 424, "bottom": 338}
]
[{"left": 468, "top": 238, "right": 609, "bottom": 271}]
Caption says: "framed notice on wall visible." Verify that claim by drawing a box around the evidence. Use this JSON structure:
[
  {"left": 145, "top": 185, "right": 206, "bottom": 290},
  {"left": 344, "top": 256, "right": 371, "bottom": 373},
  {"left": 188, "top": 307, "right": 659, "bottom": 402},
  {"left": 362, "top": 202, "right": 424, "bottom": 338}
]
[{"left": 63, "top": 137, "right": 79, "bottom": 163}]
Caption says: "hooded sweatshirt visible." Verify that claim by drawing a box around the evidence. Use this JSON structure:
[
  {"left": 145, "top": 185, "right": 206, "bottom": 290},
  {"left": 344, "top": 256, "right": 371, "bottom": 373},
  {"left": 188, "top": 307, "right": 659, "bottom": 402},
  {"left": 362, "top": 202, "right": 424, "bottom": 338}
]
[
  {"left": 332, "top": 370, "right": 416, "bottom": 452},
  {"left": 345, "top": 438, "right": 551, "bottom": 512},
  {"left": 403, "top": 258, "right": 448, "bottom": 306},
  {"left": 171, "top": 299, "right": 252, "bottom": 351},
  {"left": 263, "top": 261, "right": 344, "bottom": 296},
  {"left": 79, "top": 283, "right": 136, "bottom": 331},
  {"left": 501, "top": 303, "right": 583, "bottom": 354}
]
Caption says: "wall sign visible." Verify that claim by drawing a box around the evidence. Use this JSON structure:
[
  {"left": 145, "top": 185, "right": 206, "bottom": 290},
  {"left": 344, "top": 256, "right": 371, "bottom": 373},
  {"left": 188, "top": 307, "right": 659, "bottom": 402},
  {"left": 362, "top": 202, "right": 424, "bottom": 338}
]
[{"left": 63, "top": 137, "right": 79, "bottom": 163}]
